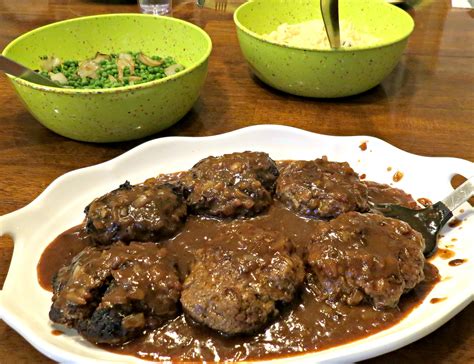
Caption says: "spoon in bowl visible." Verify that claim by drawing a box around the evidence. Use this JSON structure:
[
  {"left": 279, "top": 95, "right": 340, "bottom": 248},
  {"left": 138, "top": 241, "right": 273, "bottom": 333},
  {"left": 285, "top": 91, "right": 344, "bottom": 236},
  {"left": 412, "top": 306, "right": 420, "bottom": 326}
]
[
  {"left": 0, "top": 55, "right": 61, "bottom": 88},
  {"left": 375, "top": 177, "right": 473, "bottom": 257},
  {"left": 320, "top": 0, "right": 341, "bottom": 49}
]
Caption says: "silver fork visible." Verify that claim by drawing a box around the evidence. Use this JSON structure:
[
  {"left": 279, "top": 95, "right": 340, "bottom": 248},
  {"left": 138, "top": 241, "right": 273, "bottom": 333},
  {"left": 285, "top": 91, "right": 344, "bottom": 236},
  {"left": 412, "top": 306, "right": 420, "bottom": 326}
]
[{"left": 215, "top": 0, "right": 228, "bottom": 12}]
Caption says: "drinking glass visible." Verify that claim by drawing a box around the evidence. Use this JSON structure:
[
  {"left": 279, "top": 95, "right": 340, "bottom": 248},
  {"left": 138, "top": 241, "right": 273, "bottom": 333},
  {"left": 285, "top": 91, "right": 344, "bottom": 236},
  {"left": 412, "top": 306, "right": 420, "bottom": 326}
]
[{"left": 138, "top": 0, "right": 172, "bottom": 15}]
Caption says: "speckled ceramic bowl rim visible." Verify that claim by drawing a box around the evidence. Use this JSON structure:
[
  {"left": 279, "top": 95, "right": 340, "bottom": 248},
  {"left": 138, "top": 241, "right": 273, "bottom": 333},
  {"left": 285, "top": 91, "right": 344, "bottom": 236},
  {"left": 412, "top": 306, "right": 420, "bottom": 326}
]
[
  {"left": 1, "top": 13, "right": 212, "bottom": 94},
  {"left": 234, "top": 0, "right": 414, "bottom": 53}
]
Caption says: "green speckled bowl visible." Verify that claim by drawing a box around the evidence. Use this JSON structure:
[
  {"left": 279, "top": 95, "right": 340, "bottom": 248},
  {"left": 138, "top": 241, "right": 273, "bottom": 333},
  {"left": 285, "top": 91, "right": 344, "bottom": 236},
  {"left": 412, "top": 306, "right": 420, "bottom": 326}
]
[
  {"left": 234, "top": 0, "right": 414, "bottom": 98},
  {"left": 2, "top": 14, "right": 212, "bottom": 142}
]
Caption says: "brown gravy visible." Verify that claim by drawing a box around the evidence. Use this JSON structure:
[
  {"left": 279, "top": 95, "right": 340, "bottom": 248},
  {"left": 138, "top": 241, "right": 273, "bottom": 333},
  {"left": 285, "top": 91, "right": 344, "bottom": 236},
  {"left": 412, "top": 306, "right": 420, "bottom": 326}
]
[
  {"left": 417, "top": 197, "right": 432, "bottom": 207},
  {"left": 448, "top": 218, "right": 462, "bottom": 228},
  {"left": 392, "top": 171, "right": 404, "bottom": 182},
  {"left": 436, "top": 248, "right": 455, "bottom": 260},
  {"left": 51, "top": 330, "right": 64, "bottom": 336},
  {"left": 430, "top": 297, "right": 447, "bottom": 304},
  {"left": 37, "top": 201, "right": 439, "bottom": 362},
  {"left": 448, "top": 259, "right": 467, "bottom": 267},
  {"left": 37, "top": 227, "right": 92, "bottom": 291}
]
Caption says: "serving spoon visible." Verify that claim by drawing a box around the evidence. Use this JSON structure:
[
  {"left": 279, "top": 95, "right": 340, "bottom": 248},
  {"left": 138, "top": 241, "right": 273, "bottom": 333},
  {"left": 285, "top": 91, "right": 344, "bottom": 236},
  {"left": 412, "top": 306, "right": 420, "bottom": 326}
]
[
  {"left": 320, "top": 0, "right": 341, "bottom": 49},
  {"left": 0, "top": 55, "right": 60, "bottom": 88},
  {"left": 375, "top": 177, "right": 473, "bottom": 257}
]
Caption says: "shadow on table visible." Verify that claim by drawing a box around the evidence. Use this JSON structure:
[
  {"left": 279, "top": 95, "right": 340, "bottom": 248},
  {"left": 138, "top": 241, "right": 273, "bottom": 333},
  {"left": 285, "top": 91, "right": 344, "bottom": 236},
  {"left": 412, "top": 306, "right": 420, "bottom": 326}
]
[
  {"left": 105, "top": 75, "right": 231, "bottom": 151},
  {"left": 102, "top": 101, "right": 208, "bottom": 153}
]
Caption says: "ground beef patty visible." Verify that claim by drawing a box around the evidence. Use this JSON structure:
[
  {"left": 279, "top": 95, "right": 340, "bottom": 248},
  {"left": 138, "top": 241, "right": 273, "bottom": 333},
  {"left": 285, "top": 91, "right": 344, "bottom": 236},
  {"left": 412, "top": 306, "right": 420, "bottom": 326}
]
[
  {"left": 365, "top": 180, "right": 419, "bottom": 209},
  {"left": 276, "top": 158, "right": 369, "bottom": 218},
  {"left": 180, "top": 224, "right": 305, "bottom": 335},
  {"left": 49, "top": 242, "right": 181, "bottom": 344},
  {"left": 85, "top": 181, "right": 187, "bottom": 245},
  {"left": 306, "top": 212, "right": 425, "bottom": 309},
  {"left": 184, "top": 151, "right": 279, "bottom": 218}
]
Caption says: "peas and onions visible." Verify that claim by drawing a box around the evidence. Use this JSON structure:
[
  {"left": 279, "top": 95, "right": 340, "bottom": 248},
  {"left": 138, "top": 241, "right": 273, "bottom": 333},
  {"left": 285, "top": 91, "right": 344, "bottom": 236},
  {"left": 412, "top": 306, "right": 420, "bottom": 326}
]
[{"left": 39, "top": 52, "right": 185, "bottom": 89}]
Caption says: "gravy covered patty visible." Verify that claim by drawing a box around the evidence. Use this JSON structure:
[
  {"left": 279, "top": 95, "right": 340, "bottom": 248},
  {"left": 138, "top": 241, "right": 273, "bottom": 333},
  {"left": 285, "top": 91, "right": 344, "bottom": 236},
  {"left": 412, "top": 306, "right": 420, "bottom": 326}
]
[
  {"left": 306, "top": 212, "right": 425, "bottom": 309},
  {"left": 276, "top": 158, "right": 369, "bottom": 218},
  {"left": 49, "top": 242, "right": 181, "bottom": 344},
  {"left": 183, "top": 151, "right": 279, "bottom": 217},
  {"left": 85, "top": 181, "right": 187, "bottom": 245},
  {"left": 180, "top": 223, "right": 305, "bottom": 335},
  {"left": 364, "top": 180, "right": 418, "bottom": 209}
]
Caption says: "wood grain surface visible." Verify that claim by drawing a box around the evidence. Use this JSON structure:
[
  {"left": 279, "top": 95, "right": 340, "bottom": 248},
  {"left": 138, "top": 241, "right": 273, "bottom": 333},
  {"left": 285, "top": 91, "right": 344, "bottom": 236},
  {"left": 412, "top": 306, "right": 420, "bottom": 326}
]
[{"left": 0, "top": 0, "right": 472, "bottom": 363}]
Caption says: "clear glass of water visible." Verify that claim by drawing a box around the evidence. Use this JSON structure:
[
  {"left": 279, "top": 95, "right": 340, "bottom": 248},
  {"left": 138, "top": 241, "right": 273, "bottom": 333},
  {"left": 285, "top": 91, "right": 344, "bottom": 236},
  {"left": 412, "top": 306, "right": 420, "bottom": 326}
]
[{"left": 138, "top": 0, "right": 172, "bottom": 15}]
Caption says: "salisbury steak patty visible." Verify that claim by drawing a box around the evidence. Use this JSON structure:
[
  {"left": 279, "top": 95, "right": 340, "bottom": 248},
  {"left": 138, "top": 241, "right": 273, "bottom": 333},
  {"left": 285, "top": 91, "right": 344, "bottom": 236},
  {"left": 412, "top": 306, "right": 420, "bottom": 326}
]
[
  {"left": 365, "top": 180, "right": 418, "bottom": 209},
  {"left": 85, "top": 181, "right": 187, "bottom": 245},
  {"left": 180, "top": 224, "right": 305, "bottom": 335},
  {"left": 184, "top": 151, "right": 279, "bottom": 217},
  {"left": 49, "top": 242, "right": 181, "bottom": 344},
  {"left": 276, "top": 158, "right": 369, "bottom": 218},
  {"left": 306, "top": 212, "right": 425, "bottom": 309}
]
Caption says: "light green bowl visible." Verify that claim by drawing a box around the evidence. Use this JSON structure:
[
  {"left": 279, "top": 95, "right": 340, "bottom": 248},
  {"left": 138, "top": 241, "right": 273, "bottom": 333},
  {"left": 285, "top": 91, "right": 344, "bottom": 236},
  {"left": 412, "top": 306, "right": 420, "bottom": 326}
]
[
  {"left": 2, "top": 14, "right": 212, "bottom": 142},
  {"left": 234, "top": 0, "right": 414, "bottom": 98}
]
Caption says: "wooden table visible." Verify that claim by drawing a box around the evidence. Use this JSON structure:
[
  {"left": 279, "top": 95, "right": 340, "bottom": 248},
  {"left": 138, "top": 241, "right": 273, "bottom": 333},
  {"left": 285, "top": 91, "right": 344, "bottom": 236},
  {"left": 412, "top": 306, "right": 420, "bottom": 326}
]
[{"left": 0, "top": 0, "right": 472, "bottom": 362}]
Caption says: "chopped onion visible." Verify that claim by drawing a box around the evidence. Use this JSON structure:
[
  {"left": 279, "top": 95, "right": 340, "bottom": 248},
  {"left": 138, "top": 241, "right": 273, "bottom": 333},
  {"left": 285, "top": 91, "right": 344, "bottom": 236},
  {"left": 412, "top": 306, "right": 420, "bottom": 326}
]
[
  {"left": 164, "top": 64, "right": 183, "bottom": 76},
  {"left": 118, "top": 52, "right": 134, "bottom": 63},
  {"left": 117, "top": 59, "right": 127, "bottom": 81},
  {"left": 77, "top": 60, "right": 100, "bottom": 79},
  {"left": 138, "top": 53, "right": 163, "bottom": 67},
  {"left": 128, "top": 76, "right": 142, "bottom": 85},
  {"left": 41, "top": 56, "right": 62, "bottom": 72},
  {"left": 93, "top": 52, "right": 110, "bottom": 63},
  {"left": 117, "top": 53, "right": 136, "bottom": 81},
  {"left": 119, "top": 53, "right": 135, "bottom": 73},
  {"left": 49, "top": 72, "right": 68, "bottom": 85}
]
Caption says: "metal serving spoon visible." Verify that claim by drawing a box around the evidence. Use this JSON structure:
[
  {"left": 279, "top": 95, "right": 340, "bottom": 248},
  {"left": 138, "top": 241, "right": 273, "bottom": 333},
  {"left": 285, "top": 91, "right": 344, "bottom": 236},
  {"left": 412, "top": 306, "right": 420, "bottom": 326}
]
[
  {"left": 376, "top": 177, "right": 473, "bottom": 257},
  {"left": 0, "top": 55, "right": 60, "bottom": 88},
  {"left": 320, "top": 0, "right": 341, "bottom": 49}
]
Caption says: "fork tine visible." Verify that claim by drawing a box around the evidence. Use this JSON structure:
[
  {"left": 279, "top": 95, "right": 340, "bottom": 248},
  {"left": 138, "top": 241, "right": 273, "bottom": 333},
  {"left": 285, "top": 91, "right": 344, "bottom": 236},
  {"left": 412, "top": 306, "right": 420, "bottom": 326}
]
[{"left": 214, "top": 0, "right": 227, "bottom": 12}]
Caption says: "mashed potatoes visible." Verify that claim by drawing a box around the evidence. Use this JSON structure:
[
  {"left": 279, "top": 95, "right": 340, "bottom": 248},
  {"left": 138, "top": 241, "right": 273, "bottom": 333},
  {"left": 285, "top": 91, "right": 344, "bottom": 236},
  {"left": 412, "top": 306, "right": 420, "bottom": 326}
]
[{"left": 262, "top": 20, "right": 379, "bottom": 49}]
